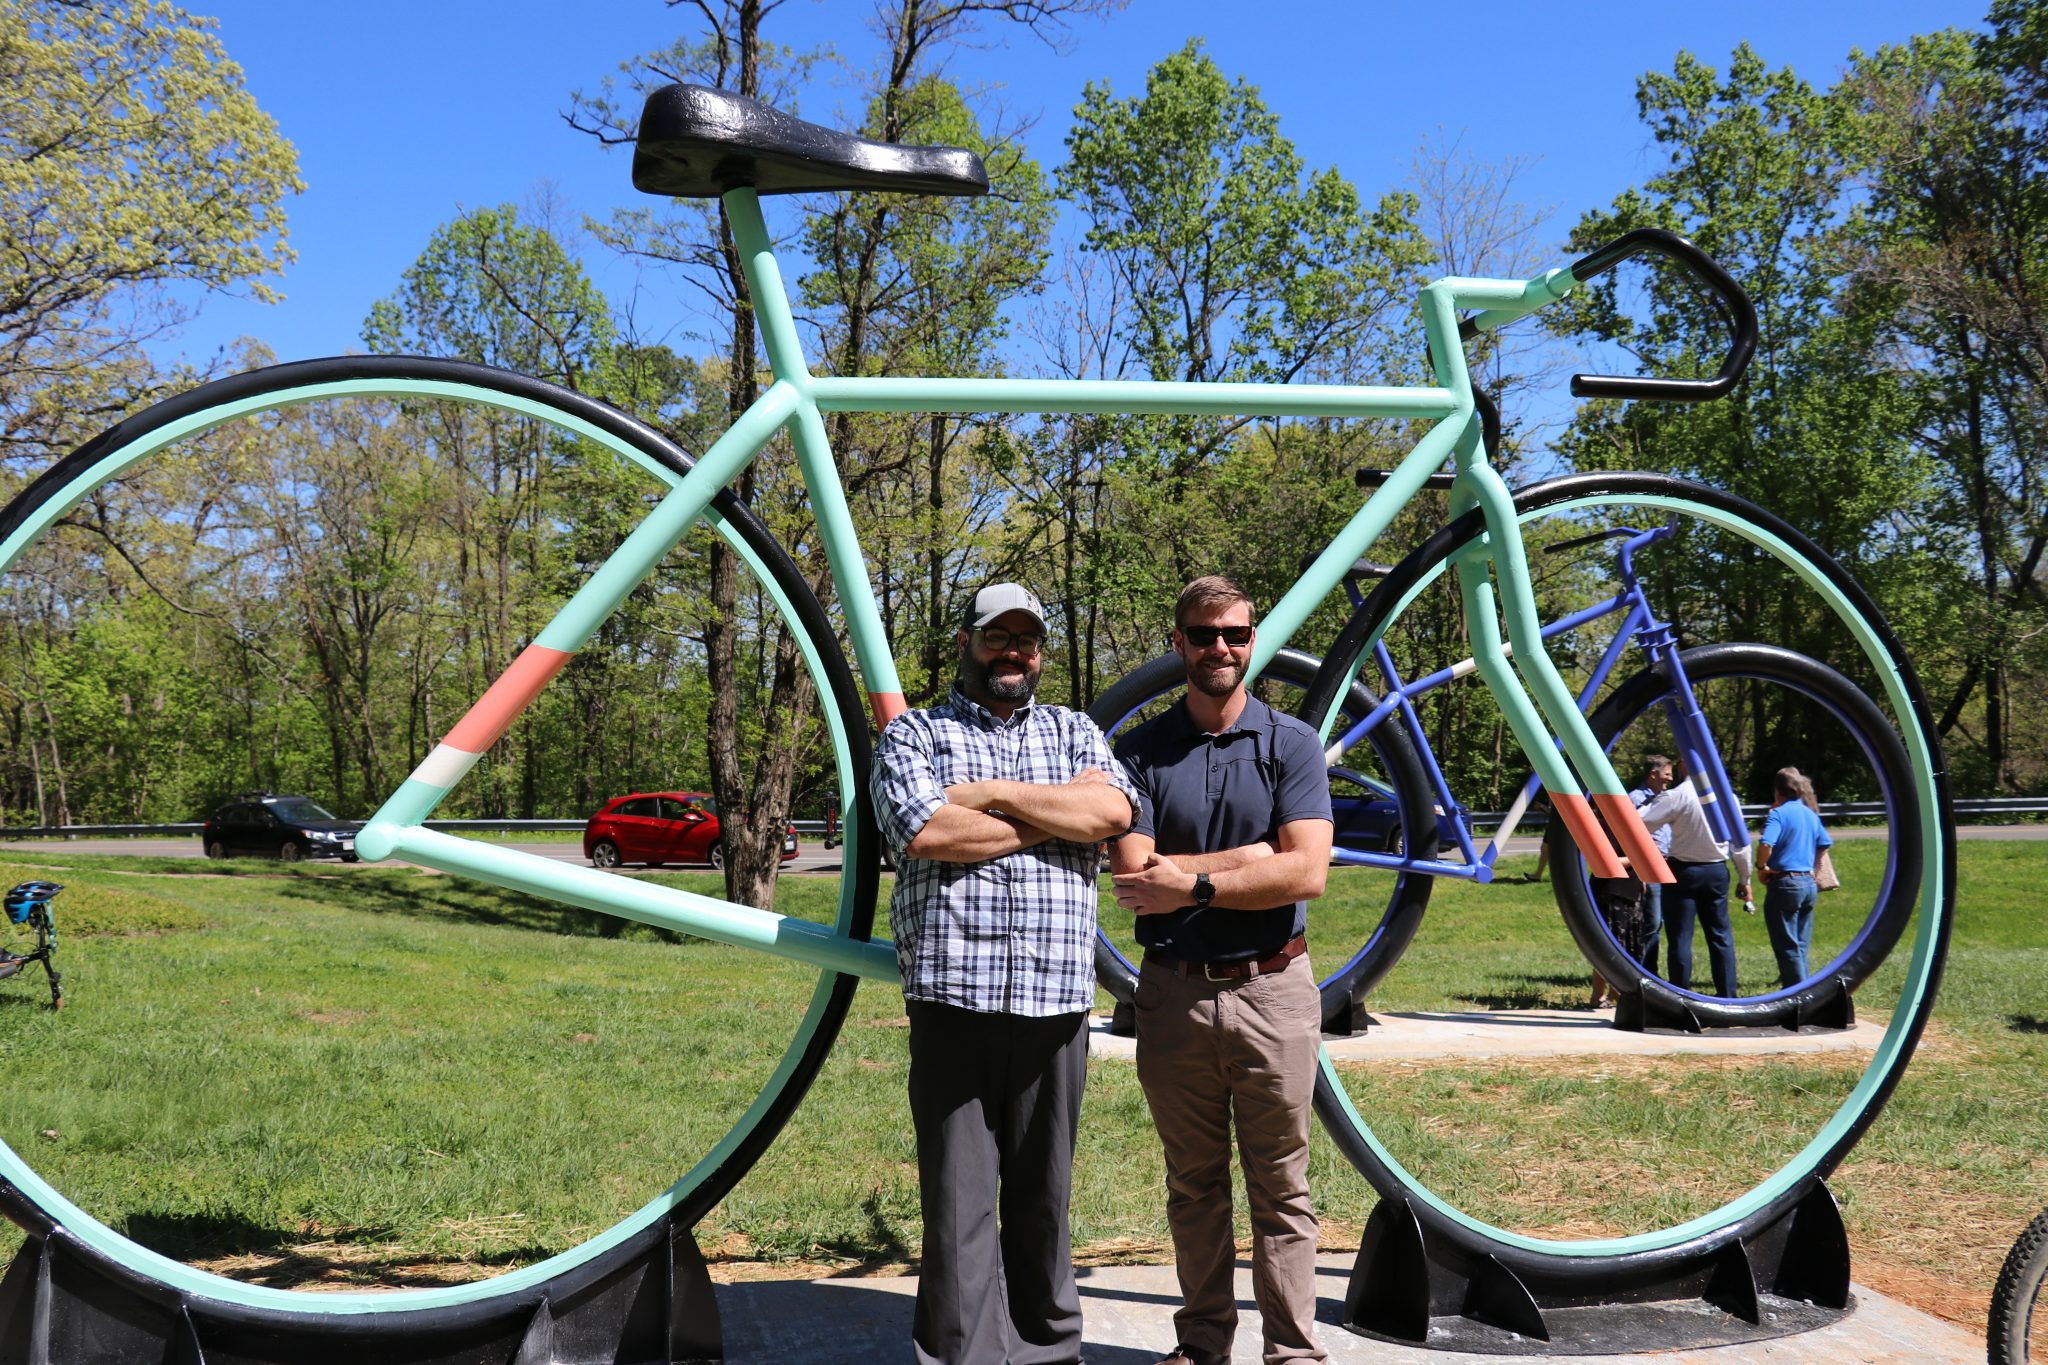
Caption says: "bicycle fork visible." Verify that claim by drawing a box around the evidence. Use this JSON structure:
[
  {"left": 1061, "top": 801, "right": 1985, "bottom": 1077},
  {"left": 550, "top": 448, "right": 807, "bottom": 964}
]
[{"left": 1448, "top": 463, "right": 1676, "bottom": 885}]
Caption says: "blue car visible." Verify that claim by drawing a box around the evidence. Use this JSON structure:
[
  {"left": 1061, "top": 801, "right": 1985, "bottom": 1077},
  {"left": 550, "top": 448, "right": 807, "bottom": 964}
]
[{"left": 1328, "top": 766, "right": 1461, "bottom": 856}]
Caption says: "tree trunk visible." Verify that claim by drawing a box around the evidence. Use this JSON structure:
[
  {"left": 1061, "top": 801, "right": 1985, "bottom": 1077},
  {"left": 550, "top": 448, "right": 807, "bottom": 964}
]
[{"left": 702, "top": 0, "right": 798, "bottom": 910}]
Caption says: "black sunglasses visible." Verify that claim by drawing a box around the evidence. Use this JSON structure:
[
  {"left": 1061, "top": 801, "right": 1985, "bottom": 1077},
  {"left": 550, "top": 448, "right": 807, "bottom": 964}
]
[{"left": 1179, "top": 625, "right": 1254, "bottom": 648}]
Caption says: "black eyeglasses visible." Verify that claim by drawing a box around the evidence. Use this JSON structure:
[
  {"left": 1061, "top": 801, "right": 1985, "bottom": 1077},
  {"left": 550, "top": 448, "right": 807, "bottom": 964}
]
[
  {"left": 1179, "top": 625, "right": 1254, "bottom": 648},
  {"left": 976, "top": 627, "right": 1043, "bottom": 654}
]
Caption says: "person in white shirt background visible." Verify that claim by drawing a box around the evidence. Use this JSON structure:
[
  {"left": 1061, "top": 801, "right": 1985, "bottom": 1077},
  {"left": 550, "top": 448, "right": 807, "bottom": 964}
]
[{"left": 1632, "top": 756, "right": 1753, "bottom": 996}]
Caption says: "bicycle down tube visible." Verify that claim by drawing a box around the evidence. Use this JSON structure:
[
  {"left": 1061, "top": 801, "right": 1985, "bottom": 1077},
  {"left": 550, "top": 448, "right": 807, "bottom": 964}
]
[{"left": 357, "top": 186, "right": 1674, "bottom": 967}]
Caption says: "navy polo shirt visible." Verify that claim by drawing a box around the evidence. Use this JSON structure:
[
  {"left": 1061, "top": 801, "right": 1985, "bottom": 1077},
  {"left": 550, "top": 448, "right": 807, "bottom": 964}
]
[{"left": 1114, "top": 694, "right": 1333, "bottom": 963}]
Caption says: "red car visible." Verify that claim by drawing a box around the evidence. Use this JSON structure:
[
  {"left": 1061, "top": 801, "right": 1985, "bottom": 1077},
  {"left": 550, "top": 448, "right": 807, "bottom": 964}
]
[{"left": 583, "top": 791, "right": 798, "bottom": 870}]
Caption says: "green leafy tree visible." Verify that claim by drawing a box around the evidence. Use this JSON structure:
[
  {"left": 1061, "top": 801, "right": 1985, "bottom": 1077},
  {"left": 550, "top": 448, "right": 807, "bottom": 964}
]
[
  {"left": 1055, "top": 40, "right": 1430, "bottom": 674},
  {"left": 363, "top": 205, "right": 624, "bottom": 816},
  {"left": 1837, "top": 4, "right": 2048, "bottom": 789},
  {"left": 803, "top": 76, "right": 1055, "bottom": 704},
  {"left": 0, "top": 0, "right": 300, "bottom": 468}
]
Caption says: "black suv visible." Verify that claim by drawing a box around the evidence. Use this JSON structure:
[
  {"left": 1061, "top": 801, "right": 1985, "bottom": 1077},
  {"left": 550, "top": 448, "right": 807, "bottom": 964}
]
[{"left": 201, "top": 795, "right": 361, "bottom": 862}]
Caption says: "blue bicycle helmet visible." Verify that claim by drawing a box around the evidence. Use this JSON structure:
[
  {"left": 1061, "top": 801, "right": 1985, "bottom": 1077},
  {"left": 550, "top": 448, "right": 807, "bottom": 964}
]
[{"left": 4, "top": 882, "right": 60, "bottom": 924}]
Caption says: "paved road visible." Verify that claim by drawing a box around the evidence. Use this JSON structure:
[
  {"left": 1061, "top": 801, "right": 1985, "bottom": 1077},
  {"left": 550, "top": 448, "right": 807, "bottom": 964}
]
[{"left": 0, "top": 836, "right": 851, "bottom": 875}]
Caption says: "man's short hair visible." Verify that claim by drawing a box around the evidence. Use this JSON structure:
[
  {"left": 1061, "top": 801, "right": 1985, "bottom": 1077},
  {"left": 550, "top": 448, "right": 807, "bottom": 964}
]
[
  {"left": 1644, "top": 754, "right": 1672, "bottom": 775},
  {"left": 1174, "top": 575, "right": 1256, "bottom": 629}
]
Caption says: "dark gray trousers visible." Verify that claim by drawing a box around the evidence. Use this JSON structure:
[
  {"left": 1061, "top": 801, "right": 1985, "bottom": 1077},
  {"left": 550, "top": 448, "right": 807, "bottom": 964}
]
[{"left": 907, "top": 1000, "right": 1089, "bottom": 1365}]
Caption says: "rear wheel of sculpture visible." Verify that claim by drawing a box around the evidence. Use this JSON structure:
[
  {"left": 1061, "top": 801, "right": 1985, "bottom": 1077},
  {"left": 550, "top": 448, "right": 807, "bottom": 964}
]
[{"left": 0, "top": 356, "right": 878, "bottom": 1356}]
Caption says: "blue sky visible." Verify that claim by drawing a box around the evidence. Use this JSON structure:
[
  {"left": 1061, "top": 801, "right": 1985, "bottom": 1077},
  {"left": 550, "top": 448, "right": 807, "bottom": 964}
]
[{"left": 171, "top": 0, "right": 1989, "bottom": 370}]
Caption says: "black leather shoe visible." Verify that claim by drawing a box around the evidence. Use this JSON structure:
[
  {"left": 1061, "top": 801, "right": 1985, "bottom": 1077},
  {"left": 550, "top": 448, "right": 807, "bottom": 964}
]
[{"left": 1151, "top": 1347, "right": 1225, "bottom": 1365}]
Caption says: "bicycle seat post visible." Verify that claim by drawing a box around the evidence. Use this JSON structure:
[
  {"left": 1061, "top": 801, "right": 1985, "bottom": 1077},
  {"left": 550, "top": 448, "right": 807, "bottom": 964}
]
[{"left": 721, "top": 186, "right": 909, "bottom": 728}]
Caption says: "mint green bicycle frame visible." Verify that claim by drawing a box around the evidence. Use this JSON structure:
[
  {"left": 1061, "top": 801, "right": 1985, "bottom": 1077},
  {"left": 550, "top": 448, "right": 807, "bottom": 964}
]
[
  {"left": 353, "top": 187, "right": 1661, "bottom": 940},
  {"left": 0, "top": 187, "right": 1948, "bottom": 1313}
]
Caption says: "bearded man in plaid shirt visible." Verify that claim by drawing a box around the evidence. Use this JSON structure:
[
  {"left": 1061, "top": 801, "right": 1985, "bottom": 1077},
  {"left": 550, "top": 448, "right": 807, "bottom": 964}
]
[{"left": 872, "top": 582, "right": 1138, "bottom": 1365}]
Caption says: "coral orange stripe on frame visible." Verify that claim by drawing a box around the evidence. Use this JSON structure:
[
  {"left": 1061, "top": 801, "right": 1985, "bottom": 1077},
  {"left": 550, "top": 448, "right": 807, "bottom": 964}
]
[
  {"left": 1593, "top": 791, "right": 1676, "bottom": 885},
  {"left": 1550, "top": 792, "right": 1628, "bottom": 879},
  {"left": 443, "top": 644, "right": 574, "bottom": 755}
]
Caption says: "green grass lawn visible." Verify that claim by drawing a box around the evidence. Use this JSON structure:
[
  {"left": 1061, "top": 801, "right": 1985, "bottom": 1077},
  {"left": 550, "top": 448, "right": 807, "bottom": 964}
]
[{"left": 0, "top": 838, "right": 2032, "bottom": 1326}]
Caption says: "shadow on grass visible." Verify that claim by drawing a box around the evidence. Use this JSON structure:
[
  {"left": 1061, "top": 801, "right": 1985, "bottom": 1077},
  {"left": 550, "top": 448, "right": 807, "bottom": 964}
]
[
  {"left": 794, "top": 1191, "right": 913, "bottom": 1270},
  {"left": 2009, "top": 1014, "right": 2048, "bottom": 1034},
  {"left": 269, "top": 869, "right": 690, "bottom": 943},
  {"left": 124, "top": 1210, "right": 393, "bottom": 1259},
  {"left": 1454, "top": 972, "right": 1589, "bottom": 1011},
  {"left": 121, "top": 1211, "right": 558, "bottom": 1290}
]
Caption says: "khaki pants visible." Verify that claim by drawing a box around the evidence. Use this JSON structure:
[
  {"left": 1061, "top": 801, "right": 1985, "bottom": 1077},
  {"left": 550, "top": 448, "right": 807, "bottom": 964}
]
[{"left": 1135, "top": 954, "right": 1327, "bottom": 1363}]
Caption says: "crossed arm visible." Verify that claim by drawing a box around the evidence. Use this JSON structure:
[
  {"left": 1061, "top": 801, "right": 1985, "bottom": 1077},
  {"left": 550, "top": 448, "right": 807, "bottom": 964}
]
[
  {"left": 905, "top": 768, "right": 1135, "bottom": 864},
  {"left": 1107, "top": 819, "right": 1333, "bottom": 915}
]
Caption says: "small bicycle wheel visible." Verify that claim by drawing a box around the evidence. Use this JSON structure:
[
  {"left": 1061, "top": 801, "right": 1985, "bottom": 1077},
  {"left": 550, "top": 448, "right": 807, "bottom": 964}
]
[
  {"left": 1991, "top": 1205, "right": 2048, "bottom": 1365},
  {"left": 1088, "top": 647, "right": 1438, "bottom": 1026},
  {"left": 1296, "top": 471, "right": 1952, "bottom": 1274},
  {"left": 1548, "top": 642, "right": 1921, "bottom": 1026},
  {"left": 0, "top": 357, "right": 880, "bottom": 1340}
]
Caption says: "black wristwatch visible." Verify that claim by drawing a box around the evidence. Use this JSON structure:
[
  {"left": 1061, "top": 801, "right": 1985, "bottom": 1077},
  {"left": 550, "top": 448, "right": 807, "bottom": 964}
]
[{"left": 1191, "top": 872, "right": 1214, "bottom": 909}]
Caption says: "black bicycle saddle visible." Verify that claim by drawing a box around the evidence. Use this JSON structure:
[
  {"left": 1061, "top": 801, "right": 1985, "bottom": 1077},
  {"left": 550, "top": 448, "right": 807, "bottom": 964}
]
[{"left": 632, "top": 84, "right": 989, "bottom": 199}]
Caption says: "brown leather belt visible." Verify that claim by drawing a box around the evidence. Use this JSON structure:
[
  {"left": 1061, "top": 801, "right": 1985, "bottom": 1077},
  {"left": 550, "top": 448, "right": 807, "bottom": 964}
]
[{"left": 1145, "top": 935, "right": 1306, "bottom": 982}]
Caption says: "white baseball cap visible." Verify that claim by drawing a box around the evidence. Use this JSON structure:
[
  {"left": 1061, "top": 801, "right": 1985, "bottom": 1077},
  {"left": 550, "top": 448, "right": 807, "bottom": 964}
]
[{"left": 962, "top": 582, "right": 1048, "bottom": 632}]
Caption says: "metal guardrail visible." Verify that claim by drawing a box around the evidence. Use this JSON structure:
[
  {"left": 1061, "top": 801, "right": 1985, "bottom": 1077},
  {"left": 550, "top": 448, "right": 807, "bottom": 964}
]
[
  {"left": 1426, "top": 798, "right": 2046, "bottom": 828},
  {"left": 1, "top": 800, "right": 2042, "bottom": 842}
]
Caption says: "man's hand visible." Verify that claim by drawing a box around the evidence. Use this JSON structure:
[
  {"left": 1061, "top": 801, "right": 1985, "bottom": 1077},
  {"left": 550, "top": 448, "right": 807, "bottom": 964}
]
[{"left": 1112, "top": 851, "right": 1196, "bottom": 916}]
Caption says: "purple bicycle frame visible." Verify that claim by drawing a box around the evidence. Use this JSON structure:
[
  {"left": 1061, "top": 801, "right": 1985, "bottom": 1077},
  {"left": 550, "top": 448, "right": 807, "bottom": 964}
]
[{"left": 1325, "top": 521, "right": 1750, "bottom": 884}]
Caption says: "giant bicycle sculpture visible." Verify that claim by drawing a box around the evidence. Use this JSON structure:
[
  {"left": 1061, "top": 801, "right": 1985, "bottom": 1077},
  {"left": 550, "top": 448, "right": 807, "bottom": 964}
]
[{"left": 0, "top": 86, "right": 1951, "bottom": 1361}]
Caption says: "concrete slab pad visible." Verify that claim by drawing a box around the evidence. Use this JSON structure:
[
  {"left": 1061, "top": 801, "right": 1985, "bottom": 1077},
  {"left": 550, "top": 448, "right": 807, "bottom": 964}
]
[
  {"left": 1087, "top": 1010, "right": 1885, "bottom": 1063},
  {"left": 715, "top": 1254, "right": 1979, "bottom": 1362}
]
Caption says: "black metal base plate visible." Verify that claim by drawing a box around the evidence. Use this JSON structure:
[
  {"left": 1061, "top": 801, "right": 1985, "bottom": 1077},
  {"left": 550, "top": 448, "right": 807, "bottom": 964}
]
[{"left": 1346, "top": 1290, "right": 1851, "bottom": 1356}]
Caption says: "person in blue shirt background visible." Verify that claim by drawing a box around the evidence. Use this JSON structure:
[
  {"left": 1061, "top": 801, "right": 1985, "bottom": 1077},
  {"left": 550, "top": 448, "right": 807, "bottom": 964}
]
[{"left": 1756, "top": 766, "right": 1834, "bottom": 988}]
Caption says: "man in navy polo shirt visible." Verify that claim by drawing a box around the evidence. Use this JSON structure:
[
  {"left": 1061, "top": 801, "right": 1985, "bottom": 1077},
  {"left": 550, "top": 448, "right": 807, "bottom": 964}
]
[{"left": 1110, "top": 575, "right": 1334, "bottom": 1365}]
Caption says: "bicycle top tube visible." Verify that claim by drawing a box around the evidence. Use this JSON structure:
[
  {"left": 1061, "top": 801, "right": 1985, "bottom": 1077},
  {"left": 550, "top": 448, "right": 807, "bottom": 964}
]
[{"left": 353, "top": 193, "right": 1740, "bottom": 944}]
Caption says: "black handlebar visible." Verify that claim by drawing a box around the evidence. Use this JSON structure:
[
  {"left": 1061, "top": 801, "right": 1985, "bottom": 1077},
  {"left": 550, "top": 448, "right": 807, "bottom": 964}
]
[
  {"left": 1563, "top": 227, "right": 1757, "bottom": 402},
  {"left": 1451, "top": 227, "right": 1756, "bottom": 404}
]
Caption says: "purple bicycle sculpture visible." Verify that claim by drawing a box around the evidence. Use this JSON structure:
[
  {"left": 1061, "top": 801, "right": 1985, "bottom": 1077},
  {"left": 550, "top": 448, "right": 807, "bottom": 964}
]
[{"left": 1091, "top": 475, "right": 1920, "bottom": 1035}]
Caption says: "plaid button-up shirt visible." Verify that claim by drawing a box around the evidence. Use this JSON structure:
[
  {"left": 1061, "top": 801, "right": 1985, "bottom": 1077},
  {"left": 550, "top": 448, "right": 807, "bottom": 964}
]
[{"left": 871, "top": 687, "right": 1137, "bottom": 1016}]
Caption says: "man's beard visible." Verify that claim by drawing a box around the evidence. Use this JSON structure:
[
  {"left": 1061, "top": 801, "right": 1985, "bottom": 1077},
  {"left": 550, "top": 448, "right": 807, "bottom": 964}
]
[
  {"left": 963, "top": 653, "right": 1039, "bottom": 705},
  {"left": 1188, "top": 656, "right": 1242, "bottom": 698}
]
